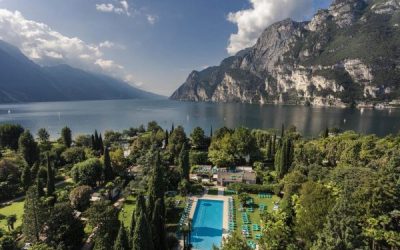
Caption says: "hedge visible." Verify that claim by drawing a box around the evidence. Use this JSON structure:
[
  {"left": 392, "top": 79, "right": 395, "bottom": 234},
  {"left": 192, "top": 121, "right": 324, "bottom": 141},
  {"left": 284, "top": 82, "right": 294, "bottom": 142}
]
[
  {"left": 207, "top": 188, "right": 219, "bottom": 195},
  {"left": 228, "top": 183, "right": 280, "bottom": 194}
]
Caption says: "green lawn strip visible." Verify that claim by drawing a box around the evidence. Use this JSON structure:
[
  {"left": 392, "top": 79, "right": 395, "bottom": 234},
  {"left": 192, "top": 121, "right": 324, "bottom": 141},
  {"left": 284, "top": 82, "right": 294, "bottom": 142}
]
[
  {"left": 233, "top": 194, "right": 280, "bottom": 242},
  {"left": 165, "top": 195, "right": 186, "bottom": 233},
  {"left": 0, "top": 179, "right": 75, "bottom": 232},
  {"left": 118, "top": 195, "right": 136, "bottom": 228},
  {"left": 0, "top": 200, "right": 24, "bottom": 231},
  {"left": 117, "top": 194, "right": 187, "bottom": 233}
]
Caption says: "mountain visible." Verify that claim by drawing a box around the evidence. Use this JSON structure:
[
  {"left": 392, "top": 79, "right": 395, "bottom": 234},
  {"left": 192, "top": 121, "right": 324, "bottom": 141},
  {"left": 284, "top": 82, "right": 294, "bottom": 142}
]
[
  {"left": 0, "top": 40, "right": 159, "bottom": 103},
  {"left": 171, "top": 0, "right": 400, "bottom": 107}
]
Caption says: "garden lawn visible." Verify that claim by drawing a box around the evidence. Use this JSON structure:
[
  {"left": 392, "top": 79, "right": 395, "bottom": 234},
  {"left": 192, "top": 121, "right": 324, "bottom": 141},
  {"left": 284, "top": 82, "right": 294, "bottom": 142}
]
[
  {"left": 166, "top": 195, "right": 186, "bottom": 232},
  {"left": 233, "top": 194, "right": 280, "bottom": 242},
  {"left": 118, "top": 195, "right": 136, "bottom": 228},
  {"left": 0, "top": 200, "right": 24, "bottom": 231}
]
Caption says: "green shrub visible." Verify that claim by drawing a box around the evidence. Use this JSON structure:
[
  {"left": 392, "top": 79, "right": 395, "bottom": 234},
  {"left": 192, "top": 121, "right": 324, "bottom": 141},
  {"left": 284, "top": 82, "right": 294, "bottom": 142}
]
[
  {"left": 207, "top": 188, "right": 218, "bottom": 195},
  {"left": 228, "top": 183, "right": 277, "bottom": 194},
  {"left": 189, "top": 151, "right": 209, "bottom": 166}
]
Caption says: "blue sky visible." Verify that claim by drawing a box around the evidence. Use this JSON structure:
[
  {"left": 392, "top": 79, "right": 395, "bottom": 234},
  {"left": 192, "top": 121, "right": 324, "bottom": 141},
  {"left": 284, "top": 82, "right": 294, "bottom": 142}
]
[{"left": 0, "top": 0, "right": 331, "bottom": 95}]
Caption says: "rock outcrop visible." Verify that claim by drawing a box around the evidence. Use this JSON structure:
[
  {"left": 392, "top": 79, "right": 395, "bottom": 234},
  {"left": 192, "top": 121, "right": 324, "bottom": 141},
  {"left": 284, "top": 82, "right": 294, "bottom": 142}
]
[{"left": 171, "top": 0, "right": 400, "bottom": 107}]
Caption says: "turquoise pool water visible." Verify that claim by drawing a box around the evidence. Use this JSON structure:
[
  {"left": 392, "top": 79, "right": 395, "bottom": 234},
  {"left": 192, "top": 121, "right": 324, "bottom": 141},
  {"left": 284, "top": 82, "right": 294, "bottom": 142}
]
[{"left": 190, "top": 199, "right": 224, "bottom": 250}]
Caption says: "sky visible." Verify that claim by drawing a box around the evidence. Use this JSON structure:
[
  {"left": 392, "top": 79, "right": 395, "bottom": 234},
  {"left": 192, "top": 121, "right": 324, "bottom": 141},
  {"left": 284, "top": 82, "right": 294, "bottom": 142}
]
[{"left": 0, "top": 0, "right": 331, "bottom": 96}]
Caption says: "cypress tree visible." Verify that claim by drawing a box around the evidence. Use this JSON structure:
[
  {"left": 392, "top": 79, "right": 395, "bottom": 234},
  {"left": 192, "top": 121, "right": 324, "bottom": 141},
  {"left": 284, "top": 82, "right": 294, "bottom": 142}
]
[
  {"left": 170, "top": 123, "right": 174, "bottom": 135},
  {"left": 91, "top": 135, "right": 95, "bottom": 149},
  {"left": 31, "top": 162, "right": 39, "bottom": 181},
  {"left": 129, "top": 209, "right": 136, "bottom": 245},
  {"left": 99, "top": 134, "right": 104, "bottom": 155},
  {"left": 281, "top": 123, "right": 285, "bottom": 138},
  {"left": 114, "top": 224, "right": 130, "bottom": 250},
  {"left": 324, "top": 127, "right": 329, "bottom": 138},
  {"left": 61, "top": 126, "right": 72, "bottom": 148},
  {"left": 21, "top": 165, "right": 32, "bottom": 191},
  {"left": 272, "top": 134, "right": 276, "bottom": 156},
  {"left": 151, "top": 198, "right": 167, "bottom": 250},
  {"left": 135, "top": 194, "right": 146, "bottom": 219},
  {"left": 18, "top": 130, "right": 39, "bottom": 167},
  {"left": 210, "top": 125, "right": 213, "bottom": 138},
  {"left": 165, "top": 130, "right": 169, "bottom": 146},
  {"left": 267, "top": 137, "right": 273, "bottom": 160},
  {"left": 148, "top": 152, "right": 164, "bottom": 219},
  {"left": 275, "top": 138, "right": 294, "bottom": 179},
  {"left": 46, "top": 154, "right": 55, "bottom": 196},
  {"left": 37, "top": 176, "right": 45, "bottom": 197},
  {"left": 22, "top": 187, "right": 46, "bottom": 242},
  {"left": 179, "top": 142, "right": 190, "bottom": 181},
  {"left": 94, "top": 130, "right": 99, "bottom": 150},
  {"left": 132, "top": 211, "right": 154, "bottom": 250},
  {"left": 103, "top": 147, "right": 114, "bottom": 182},
  {"left": 274, "top": 147, "right": 283, "bottom": 176}
]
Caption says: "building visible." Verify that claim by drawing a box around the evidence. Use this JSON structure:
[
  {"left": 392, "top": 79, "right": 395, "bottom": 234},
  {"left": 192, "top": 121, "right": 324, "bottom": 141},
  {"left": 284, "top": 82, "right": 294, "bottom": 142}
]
[{"left": 217, "top": 170, "right": 256, "bottom": 186}]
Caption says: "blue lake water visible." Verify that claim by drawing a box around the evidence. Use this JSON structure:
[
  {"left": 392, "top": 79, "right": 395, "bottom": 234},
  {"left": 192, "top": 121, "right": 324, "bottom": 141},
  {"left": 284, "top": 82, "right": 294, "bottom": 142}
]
[
  {"left": 190, "top": 199, "right": 224, "bottom": 250},
  {"left": 0, "top": 99, "right": 399, "bottom": 137}
]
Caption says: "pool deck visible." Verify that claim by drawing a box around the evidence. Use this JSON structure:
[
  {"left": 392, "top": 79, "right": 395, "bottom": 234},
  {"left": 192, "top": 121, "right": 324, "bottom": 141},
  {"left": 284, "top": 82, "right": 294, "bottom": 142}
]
[{"left": 189, "top": 190, "right": 231, "bottom": 240}]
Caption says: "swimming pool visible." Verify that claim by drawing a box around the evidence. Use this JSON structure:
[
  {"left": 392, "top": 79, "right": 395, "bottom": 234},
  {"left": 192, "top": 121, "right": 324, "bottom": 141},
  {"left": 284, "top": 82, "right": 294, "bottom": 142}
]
[{"left": 190, "top": 199, "right": 224, "bottom": 250}]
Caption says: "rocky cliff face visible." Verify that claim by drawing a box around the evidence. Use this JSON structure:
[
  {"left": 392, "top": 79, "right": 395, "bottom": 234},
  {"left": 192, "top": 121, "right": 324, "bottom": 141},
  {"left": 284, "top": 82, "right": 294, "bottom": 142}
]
[{"left": 171, "top": 0, "right": 400, "bottom": 107}]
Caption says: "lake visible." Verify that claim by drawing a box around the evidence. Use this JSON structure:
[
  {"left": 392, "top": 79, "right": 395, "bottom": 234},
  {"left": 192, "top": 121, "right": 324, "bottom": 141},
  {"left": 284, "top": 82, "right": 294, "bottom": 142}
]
[{"left": 0, "top": 99, "right": 399, "bottom": 138}]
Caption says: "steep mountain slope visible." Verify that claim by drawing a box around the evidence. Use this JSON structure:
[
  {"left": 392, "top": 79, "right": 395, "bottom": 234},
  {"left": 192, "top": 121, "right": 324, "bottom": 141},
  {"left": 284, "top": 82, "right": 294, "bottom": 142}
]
[
  {"left": 0, "top": 40, "right": 158, "bottom": 103},
  {"left": 171, "top": 0, "right": 400, "bottom": 107}
]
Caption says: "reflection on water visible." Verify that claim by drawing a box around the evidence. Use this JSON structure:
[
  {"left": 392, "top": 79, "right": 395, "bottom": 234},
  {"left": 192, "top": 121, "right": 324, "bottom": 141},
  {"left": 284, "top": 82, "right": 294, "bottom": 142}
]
[{"left": 0, "top": 99, "right": 399, "bottom": 137}]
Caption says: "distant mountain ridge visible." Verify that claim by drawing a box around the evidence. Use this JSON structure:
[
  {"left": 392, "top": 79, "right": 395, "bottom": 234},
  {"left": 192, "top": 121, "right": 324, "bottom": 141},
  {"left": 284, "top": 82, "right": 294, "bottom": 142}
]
[
  {"left": 171, "top": 0, "right": 400, "bottom": 107},
  {"left": 0, "top": 40, "right": 159, "bottom": 103}
]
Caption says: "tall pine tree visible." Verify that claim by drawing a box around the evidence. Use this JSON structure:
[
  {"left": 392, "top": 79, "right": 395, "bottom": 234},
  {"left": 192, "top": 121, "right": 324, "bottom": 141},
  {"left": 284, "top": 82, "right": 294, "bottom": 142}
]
[
  {"left": 267, "top": 137, "right": 273, "bottom": 160},
  {"left": 114, "top": 224, "right": 130, "bottom": 250},
  {"left": 165, "top": 129, "right": 169, "bottom": 147},
  {"left": 151, "top": 198, "right": 167, "bottom": 250},
  {"left": 132, "top": 211, "right": 154, "bottom": 250},
  {"left": 275, "top": 138, "right": 294, "bottom": 179},
  {"left": 148, "top": 152, "right": 165, "bottom": 216},
  {"left": 135, "top": 194, "right": 146, "bottom": 219},
  {"left": 103, "top": 147, "right": 114, "bottom": 182},
  {"left": 46, "top": 154, "right": 55, "bottom": 196},
  {"left": 21, "top": 165, "right": 32, "bottom": 191},
  {"left": 179, "top": 142, "right": 190, "bottom": 181},
  {"left": 129, "top": 208, "right": 136, "bottom": 246},
  {"left": 22, "top": 187, "right": 46, "bottom": 242},
  {"left": 36, "top": 177, "right": 45, "bottom": 197},
  {"left": 18, "top": 130, "right": 39, "bottom": 167},
  {"left": 61, "top": 126, "right": 72, "bottom": 148},
  {"left": 99, "top": 134, "right": 104, "bottom": 155},
  {"left": 94, "top": 130, "right": 99, "bottom": 150}
]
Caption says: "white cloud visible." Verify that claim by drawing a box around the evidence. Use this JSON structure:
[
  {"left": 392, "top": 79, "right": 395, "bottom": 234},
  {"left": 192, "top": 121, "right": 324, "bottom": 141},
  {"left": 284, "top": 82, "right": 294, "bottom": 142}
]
[
  {"left": 99, "top": 40, "right": 115, "bottom": 48},
  {"left": 146, "top": 14, "right": 158, "bottom": 25},
  {"left": 227, "top": 0, "right": 314, "bottom": 55},
  {"left": 96, "top": 1, "right": 130, "bottom": 16},
  {"left": 95, "top": 59, "right": 123, "bottom": 70},
  {"left": 120, "top": 1, "right": 129, "bottom": 12},
  {"left": 96, "top": 3, "right": 115, "bottom": 13},
  {"left": 0, "top": 9, "right": 136, "bottom": 84}
]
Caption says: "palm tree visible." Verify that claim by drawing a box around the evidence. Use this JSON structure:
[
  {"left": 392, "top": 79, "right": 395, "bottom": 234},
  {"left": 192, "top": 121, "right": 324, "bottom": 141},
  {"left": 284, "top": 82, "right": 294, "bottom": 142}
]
[
  {"left": 188, "top": 219, "right": 193, "bottom": 249},
  {"left": 182, "top": 220, "right": 193, "bottom": 250},
  {"left": 182, "top": 224, "right": 189, "bottom": 250}
]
